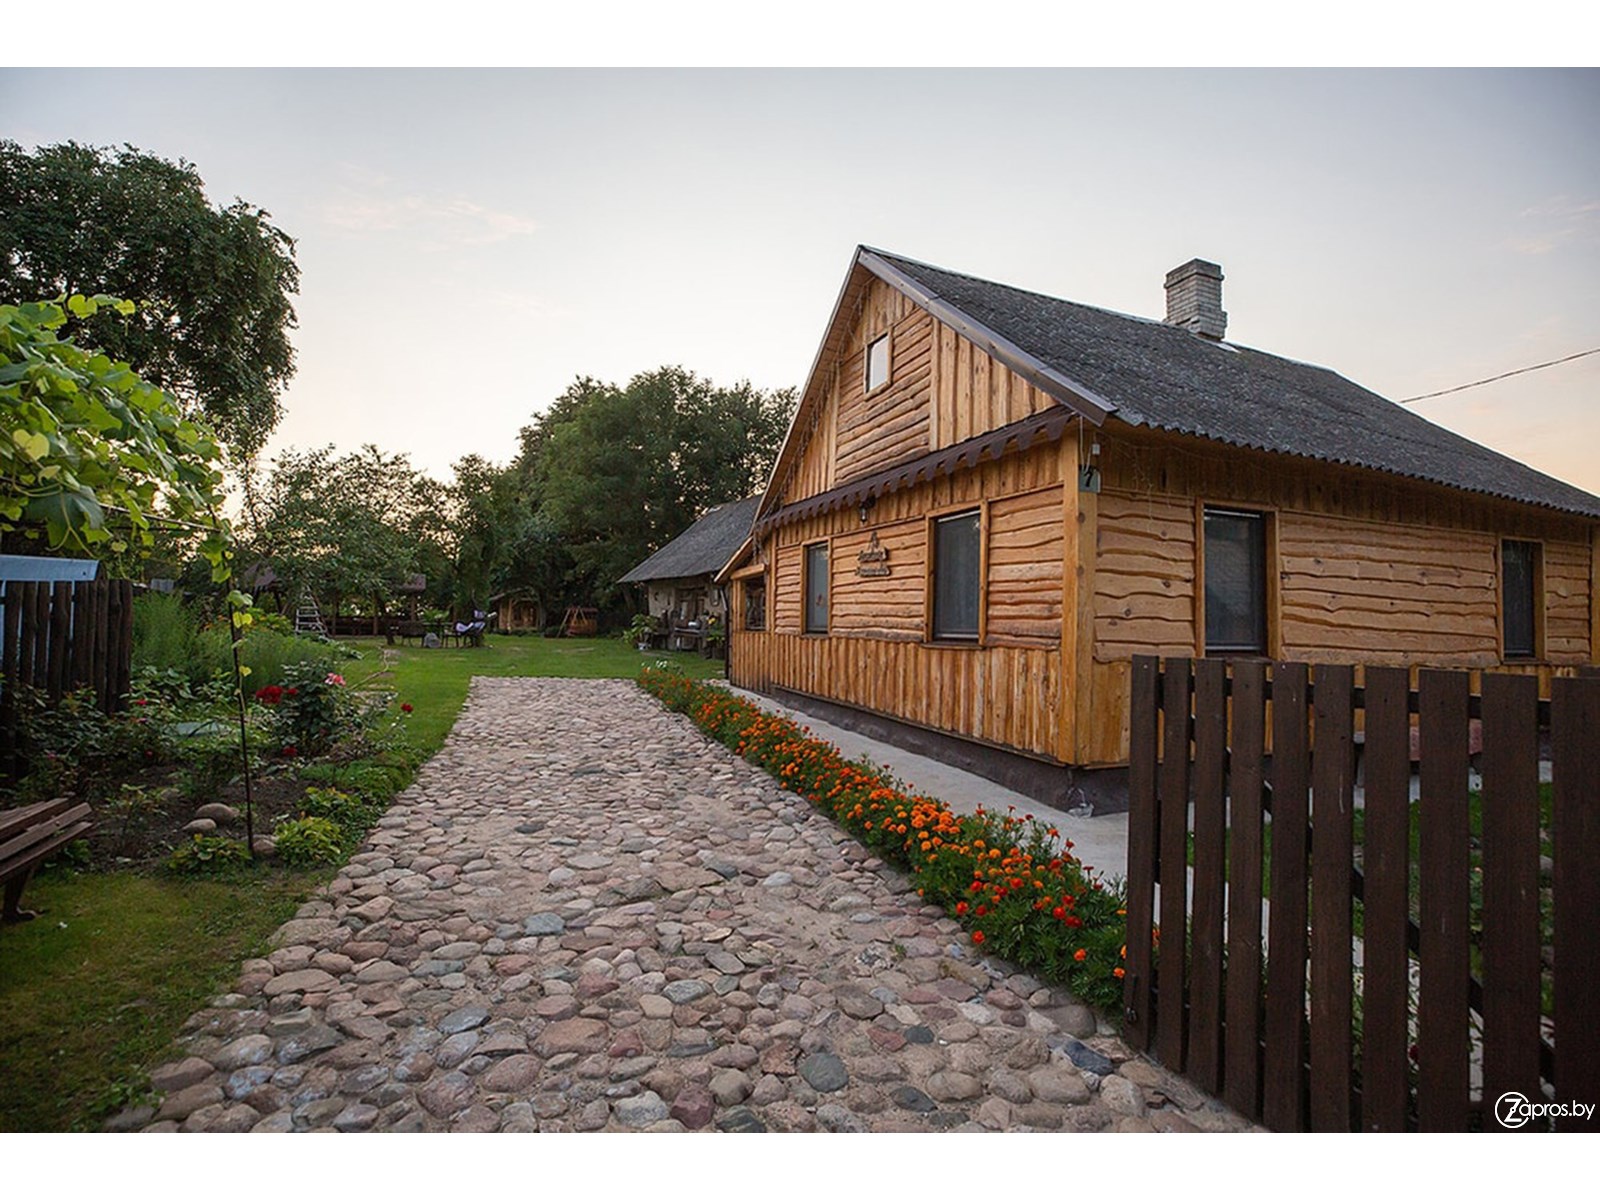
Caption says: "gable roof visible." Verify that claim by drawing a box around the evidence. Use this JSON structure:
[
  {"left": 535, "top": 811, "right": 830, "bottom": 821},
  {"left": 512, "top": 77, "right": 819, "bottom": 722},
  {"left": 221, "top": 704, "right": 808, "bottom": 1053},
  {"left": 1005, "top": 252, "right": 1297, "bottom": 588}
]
[
  {"left": 761, "top": 246, "right": 1600, "bottom": 523},
  {"left": 619, "top": 496, "right": 762, "bottom": 585},
  {"left": 859, "top": 248, "right": 1600, "bottom": 520}
]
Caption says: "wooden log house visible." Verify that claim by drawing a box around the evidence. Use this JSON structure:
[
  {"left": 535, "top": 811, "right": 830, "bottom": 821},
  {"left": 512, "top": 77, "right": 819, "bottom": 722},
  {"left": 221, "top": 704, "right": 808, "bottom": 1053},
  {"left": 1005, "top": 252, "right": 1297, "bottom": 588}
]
[{"left": 720, "top": 248, "right": 1600, "bottom": 811}]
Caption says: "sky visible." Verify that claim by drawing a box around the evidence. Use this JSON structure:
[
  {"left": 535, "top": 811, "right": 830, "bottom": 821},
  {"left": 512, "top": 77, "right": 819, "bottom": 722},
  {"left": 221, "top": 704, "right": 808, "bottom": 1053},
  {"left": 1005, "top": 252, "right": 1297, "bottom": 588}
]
[{"left": 3, "top": 67, "right": 1598, "bottom": 495}]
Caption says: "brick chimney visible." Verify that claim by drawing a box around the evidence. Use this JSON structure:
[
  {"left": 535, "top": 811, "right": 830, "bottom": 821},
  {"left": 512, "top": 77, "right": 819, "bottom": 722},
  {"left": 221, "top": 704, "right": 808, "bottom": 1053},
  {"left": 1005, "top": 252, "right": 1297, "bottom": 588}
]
[{"left": 1164, "top": 258, "right": 1227, "bottom": 340}]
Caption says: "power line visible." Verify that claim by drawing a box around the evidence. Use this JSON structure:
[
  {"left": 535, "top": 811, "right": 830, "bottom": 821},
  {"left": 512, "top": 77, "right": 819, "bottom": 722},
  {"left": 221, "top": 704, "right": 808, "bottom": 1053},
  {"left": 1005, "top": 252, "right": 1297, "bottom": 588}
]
[{"left": 1398, "top": 346, "right": 1600, "bottom": 404}]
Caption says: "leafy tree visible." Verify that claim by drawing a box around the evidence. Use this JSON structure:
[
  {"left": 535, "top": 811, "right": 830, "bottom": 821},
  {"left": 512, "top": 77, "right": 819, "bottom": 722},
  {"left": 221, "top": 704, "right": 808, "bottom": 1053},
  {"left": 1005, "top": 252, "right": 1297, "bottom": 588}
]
[
  {"left": 518, "top": 367, "right": 793, "bottom": 608},
  {"left": 0, "top": 295, "right": 227, "bottom": 561},
  {"left": 0, "top": 141, "right": 299, "bottom": 458},
  {"left": 243, "top": 445, "right": 443, "bottom": 623}
]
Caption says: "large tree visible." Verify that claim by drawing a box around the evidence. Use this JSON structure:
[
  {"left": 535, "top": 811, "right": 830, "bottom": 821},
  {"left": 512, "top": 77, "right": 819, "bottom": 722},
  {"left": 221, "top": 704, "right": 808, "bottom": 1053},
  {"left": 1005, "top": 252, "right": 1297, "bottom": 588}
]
[
  {"left": 243, "top": 445, "right": 443, "bottom": 622},
  {"left": 518, "top": 367, "right": 794, "bottom": 608},
  {"left": 0, "top": 141, "right": 299, "bottom": 458}
]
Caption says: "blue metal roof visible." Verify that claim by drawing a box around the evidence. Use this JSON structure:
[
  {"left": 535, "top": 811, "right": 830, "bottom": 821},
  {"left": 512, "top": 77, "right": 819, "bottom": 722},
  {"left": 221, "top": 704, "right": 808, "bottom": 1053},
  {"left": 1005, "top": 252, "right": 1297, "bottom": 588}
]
[{"left": 0, "top": 554, "right": 101, "bottom": 583}]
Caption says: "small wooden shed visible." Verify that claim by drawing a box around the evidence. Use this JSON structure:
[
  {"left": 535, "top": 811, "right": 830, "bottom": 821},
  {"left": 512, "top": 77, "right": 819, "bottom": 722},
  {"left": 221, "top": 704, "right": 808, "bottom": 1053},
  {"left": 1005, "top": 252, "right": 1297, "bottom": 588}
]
[
  {"left": 721, "top": 247, "right": 1600, "bottom": 810},
  {"left": 619, "top": 496, "right": 761, "bottom": 625}
]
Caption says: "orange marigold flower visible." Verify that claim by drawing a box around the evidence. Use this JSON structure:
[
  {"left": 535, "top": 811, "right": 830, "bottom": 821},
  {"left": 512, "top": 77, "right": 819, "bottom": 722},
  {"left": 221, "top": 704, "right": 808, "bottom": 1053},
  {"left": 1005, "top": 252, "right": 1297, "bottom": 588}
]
[
  {"left": 971, "top": 931, "right": 985, "bottom": 944},
  {"left": 955, "top": 901, "right": 969, "bottom": 915},
  {"left": 1113, "top": 967, "right": 1126, "bottom": 979},
  {"left": 1073, "top": 948, "right": 1088, "bottom": 962}
]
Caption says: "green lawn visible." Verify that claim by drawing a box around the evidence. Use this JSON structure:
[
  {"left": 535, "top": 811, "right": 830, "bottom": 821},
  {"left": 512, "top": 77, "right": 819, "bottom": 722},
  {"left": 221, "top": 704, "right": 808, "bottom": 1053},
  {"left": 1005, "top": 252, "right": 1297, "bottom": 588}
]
[
  {"left": 344, "top": 634, "right": 725, "bottom": 755},
  {"left": 0, "top": 633, "right": 718, "bottom": 1131},
  {"left": 0, "top": 869, "right": 323, "bottom": 1131}
]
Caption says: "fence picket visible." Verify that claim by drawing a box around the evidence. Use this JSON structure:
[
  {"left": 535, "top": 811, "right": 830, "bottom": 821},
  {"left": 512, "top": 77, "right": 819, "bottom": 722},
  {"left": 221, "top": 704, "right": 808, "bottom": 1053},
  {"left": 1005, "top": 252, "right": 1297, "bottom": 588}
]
[
  {"left": 1124, "top": 656, "right": 1160, "bottom": 1052},
  {"left": 1188, "top": 658, "right": 1227, "bottom": 1093},
  {"left": 1551, "top": 676, "right": 1600, "bottom": 1131},
  {"left": 1156, "top": 658, "right": 1193, "bottom": 1071},
  {"left": 1359, "top": 667, "right": 1412, "bottom": 1132},
  {"left": 1479, "top": 673, "right": 1540, "bottom": 1129},
  {"left": 1, "top": 586, "right": 20, "bottom": 777},
  {"left": 1263, "top": 661, "right": 1309, "bottom": 1131},
  {"left": 70, "top": 581, "right": 92, "bottom": 689},
  {"left": 47, "top": 581, "right": 71, "bottom": 703},
  {"left": 16, "top": 582, "right": 38, "bottom": 690},
  {"left": 1223, "top": 660, "right": 1266, "bottom": 1120},
  {"left": 1310, "top": 664, "right": 1355, "bottom": 1131},
  {"left": 1417, "top": 669, "right": 1471, "bottom": 1131}
]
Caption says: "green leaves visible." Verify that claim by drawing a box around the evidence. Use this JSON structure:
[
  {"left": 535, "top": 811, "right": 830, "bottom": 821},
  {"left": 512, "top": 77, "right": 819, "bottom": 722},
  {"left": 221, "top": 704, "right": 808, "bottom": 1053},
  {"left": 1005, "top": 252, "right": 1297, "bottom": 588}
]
[{"left": 0, "top": 294, "right": 227, "bottom": 555}]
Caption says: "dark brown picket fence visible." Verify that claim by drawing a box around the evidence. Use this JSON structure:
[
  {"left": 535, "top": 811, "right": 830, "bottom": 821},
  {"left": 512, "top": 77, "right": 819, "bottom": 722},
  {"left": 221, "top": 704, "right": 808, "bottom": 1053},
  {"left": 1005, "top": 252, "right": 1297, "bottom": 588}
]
[
  {"left": 0, "top": 578, "right": 134, "bottom": 779},
  {"left": 1123, "top": 655, "right": 1600, "bottom": 1132}
]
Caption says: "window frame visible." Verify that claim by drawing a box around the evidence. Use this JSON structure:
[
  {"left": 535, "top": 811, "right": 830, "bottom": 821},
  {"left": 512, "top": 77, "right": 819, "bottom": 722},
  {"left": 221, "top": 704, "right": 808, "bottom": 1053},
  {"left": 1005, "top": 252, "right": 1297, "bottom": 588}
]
[
  {"left": 1499, "top": 538, "right": 1543, "bottom": 662},
  {"left": 865, "top": 332, "right": 892, "bottom": 394},
  {"left": 1199, "top": 504, "right": 1274, "bottom": 658},
  {"left": 927, "top": 506, "right": 984, "bottom": 644},
  {"left": 803, "top": 540, "right": 830, "bottom": 635},
  {"left": 742, "top": 573, "right": 767, "bottom": 632}
]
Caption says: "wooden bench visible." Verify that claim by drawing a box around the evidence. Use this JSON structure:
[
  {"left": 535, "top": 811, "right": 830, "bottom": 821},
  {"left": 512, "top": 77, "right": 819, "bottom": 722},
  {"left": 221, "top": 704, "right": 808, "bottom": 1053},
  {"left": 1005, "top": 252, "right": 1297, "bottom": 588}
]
[{"left": 1, "top": 798, "right": 93, "bottom": 923}]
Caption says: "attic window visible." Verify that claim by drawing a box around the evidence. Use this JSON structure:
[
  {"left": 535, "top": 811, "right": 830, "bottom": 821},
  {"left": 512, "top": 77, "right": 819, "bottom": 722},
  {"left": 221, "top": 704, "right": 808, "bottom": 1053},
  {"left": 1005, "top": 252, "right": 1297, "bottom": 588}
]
[{"left": 865, "top": 334, "right": 890, "bottom": 392}]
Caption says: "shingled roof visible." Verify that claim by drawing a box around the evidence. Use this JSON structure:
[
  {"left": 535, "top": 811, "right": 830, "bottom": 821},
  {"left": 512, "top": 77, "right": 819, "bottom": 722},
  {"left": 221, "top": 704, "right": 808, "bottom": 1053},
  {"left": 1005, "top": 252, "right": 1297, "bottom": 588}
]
[
  {"left": 858, "top": 248, "right": 1600, "bottom": 520},
  {"left": 619, "top": 496, "right": 761, "bottom": 585}
]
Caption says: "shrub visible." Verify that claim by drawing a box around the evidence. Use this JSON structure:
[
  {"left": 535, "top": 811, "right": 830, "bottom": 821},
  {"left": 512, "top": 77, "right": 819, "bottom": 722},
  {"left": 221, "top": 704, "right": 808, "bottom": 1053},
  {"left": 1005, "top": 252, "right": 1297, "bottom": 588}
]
[
  {"left": 253, "top": 661, "right": 361, "bottom": 757},
  {"left": 166, "top": 834, "right": 252, "bottom": 874},
  {"left": 173, "top": 735, "right": 252, "bottom": 803},
  {"left": 15, "top": 688, "right": 171, "bottom": 801},
  {"left": 638, "top": 669, "right": 1128, "bottom": 1010},
  {"left": 272, "top": 815, "right": 343, "bottom": 865},
  {"left": 195, "top": 625, "right": 337, "bottom": 690}
]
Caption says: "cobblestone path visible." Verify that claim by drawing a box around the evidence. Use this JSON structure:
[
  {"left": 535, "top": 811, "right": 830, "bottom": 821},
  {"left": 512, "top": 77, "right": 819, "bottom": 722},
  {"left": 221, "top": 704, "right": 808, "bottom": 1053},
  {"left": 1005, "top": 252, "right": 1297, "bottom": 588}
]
[{"left": 122, "top": 678, "right": 1251, "bottom": 1133}]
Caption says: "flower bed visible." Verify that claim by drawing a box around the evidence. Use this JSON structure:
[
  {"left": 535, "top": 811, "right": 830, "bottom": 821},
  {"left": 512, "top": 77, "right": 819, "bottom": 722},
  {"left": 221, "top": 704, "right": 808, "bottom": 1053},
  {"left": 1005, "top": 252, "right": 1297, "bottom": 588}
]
[{"left": 638, "top": 669, "right": 1127, "bottom": 1011}]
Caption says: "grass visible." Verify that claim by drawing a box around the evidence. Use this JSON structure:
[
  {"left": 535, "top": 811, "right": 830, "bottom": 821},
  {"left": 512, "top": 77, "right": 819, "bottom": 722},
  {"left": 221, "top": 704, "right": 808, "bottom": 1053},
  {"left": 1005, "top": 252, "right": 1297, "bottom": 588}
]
[
  {"left": 0, "top": 632, "right": 719, "bottom": 1131},
  {"left": 343, "top": 633, "right": 725, "bottom": 756},
  {"left": 0, "top": 867, "right": 325, "bottom": 1131}
]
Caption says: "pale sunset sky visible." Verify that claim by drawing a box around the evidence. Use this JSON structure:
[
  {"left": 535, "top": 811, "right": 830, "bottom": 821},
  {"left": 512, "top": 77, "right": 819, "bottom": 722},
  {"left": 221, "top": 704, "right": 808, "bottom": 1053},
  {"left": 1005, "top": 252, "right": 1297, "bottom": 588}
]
[{"left": 4, "top": 62, "right": 1597, "bottom": 496}]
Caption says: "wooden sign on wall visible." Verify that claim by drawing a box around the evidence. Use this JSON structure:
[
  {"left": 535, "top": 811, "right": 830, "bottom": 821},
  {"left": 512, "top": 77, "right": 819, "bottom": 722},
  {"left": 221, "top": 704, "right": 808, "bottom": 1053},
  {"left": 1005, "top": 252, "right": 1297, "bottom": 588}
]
[{"left": 856, "top": 531, "right": 891, "bottom": 577}]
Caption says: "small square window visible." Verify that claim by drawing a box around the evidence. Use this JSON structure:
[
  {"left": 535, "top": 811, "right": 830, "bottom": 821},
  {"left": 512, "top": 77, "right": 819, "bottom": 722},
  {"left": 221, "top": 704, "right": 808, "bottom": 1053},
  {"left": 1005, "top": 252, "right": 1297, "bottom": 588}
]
[
  {"left": 1204, "top": 508, "right": 1267, "bottom": 655},
  {"left": 743, "top": 577, "right": 767, "bottom": 632},
  {"left": 804, "top": 543, "right": 828, "bottom": 634},
  {"left": 932, "top": 510, "right": 981, "bottom": 640},
  {"left": 866, "top": 334, "right": 890, "bottom": 392},
  {"left": 1502, "top": 540, "right": 1540, "bottom": 660}
]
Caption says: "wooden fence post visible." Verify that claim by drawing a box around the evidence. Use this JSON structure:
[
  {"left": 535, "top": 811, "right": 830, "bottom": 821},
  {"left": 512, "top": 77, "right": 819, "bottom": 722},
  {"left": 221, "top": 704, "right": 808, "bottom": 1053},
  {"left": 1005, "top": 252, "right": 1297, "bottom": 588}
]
[
  {"left": 1123, "top": 655, "right": 1160, "bottom": 1052},
  {"left": 1551, "top": 675, "right": 1600, "bottom": 1131},
  {"left": 1188, "top": 657, "right": 1227, "bottom": 1094},
  {"left": 1263, "top": 660, "right": 1309, "bottom": 1131},
  {"left": 1359, "top": 666, "right": 1413, "bottom": 1132},
  {"left": 1223, "top": 660, "right": 1266, "bottom": 1120},
  {"left": 1416, "top": 669, "right": 1471, "bottom": 1131},
  {"left": 1156, "top": 657, "right": 1193, "bottom": 1071},
  {"left": 1310, "top": 664, "right": 1356, "bottom": 1131}
]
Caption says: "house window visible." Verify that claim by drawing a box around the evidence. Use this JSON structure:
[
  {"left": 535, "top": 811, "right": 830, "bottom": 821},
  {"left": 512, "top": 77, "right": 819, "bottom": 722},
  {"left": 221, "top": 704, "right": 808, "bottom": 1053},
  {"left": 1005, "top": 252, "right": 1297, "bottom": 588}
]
[
  {"left": 932, "top": 510, "right": 981, "bottom": 640},
  {"left": 743, "top": 576, "right": 767, "bottom": 632},
  {"left": 804, "top": 542, "right": 829, "bottom": 633},
  {"left": 1204, "top": 508, "right": 1267, "bottom": 655},
  {"left": 1502, "top": 540, "right": 1540, "bottom": 660},
  {"left": 866, "top": 334, "right": 890, "bottom": 392}
]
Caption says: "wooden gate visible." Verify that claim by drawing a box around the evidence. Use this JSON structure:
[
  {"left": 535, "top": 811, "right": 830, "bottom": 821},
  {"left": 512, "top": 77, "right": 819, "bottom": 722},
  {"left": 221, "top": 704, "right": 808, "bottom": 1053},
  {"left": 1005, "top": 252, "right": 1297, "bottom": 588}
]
[{"left": 1123, "top": 655, "right": 1600, "bottom": 1132}]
